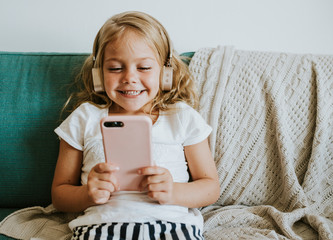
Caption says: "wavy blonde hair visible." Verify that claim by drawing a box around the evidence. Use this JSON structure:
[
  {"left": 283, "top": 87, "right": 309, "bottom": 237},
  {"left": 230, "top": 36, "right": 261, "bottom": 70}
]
[{"left": 64, "top": 11, "right": 197, "bottom": 114}]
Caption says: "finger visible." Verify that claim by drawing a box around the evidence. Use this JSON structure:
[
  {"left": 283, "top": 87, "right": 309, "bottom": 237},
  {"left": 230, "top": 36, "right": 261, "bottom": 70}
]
[
  {"left": 89, "top": 169, "right": 119, "bottom": 190},
  {"left": 110, "top": 175, "right": 120, "bottom": 191},
  {"left": 146, "top": 174, "right": 165, "bottom": 185},
  {"left": 138, "top": 166, "right": 165, "bottom": 176},
  {"left": 147, "top": 182, "right": 170, "bottom": 192},
  {"left": 139, "top": 175, "right": 150, "bottom": 191},
  {"left": 143, "top": 178, "right": 172, "bottom": 199},
  {"left": 89, "top": 179, "right": 117, "bottom": 193},
  {"left": 138, "top": 170, "right": 166, "bottom": 191},
  {"left": 94, "top": 162, "right": 120, "bottom": 173},
  {"left": 88, "top": 171, "right": 120, "bottom": 192},
  {"left": 95, "top": 172, "right": 117, "bottom": 183},
  {"left": 147, "top": 191, "right": 169, "bottom": 205},
  {"left": 90, "top": 189, "right": 111, "bottom": 204}
]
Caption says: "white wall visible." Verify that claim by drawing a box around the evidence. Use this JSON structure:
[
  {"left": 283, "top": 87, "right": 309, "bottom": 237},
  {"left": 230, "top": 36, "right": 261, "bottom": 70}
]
[{"left": 1, "top": 0, "right": 332, "bottom": 55}]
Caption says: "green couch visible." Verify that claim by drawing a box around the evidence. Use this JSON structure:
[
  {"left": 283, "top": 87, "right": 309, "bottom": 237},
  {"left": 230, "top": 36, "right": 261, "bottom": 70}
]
[
  {"left": 0, "top": 51, "right": 194, "bottom": 240},
  {"left": 0, "top": 52, "right": 90, "bottom": 240}
]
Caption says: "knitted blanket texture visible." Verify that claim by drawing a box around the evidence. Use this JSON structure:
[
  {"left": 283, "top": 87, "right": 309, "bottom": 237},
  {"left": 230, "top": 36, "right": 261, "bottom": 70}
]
[{"left": 189, "top": 46, "right": 333, "bottom": 240}]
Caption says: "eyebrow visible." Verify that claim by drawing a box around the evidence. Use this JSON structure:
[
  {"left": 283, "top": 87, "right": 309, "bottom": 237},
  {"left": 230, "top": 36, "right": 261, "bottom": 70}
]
[{"left": 104, "top": 57, "right": 156, "bottom": 63}]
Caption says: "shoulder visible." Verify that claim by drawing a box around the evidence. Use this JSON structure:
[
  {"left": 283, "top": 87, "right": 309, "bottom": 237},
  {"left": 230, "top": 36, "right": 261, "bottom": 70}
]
[
  {"left": 75, "top": 102, "right": 106, "bottom": 115},
  {"left": 169, "top": 102, "right": 204, "bottom": 123},
  {"left": 55, "top": 102, "right": 107, "bottom": 150},
  {"left": 167, "top": 101, "right": 196, "bottom": 115},
  {"left": 171, "top": 102, "right": 212, "bottom": 146},
  {"left": 154, "top": 102, "right": 211, "bottom": 145},
  {"left": 59, "top": 102, "right": 107, "bottom": 131},
  {"left": 69, "top": 102, "right": 107, "bottom": 122}
]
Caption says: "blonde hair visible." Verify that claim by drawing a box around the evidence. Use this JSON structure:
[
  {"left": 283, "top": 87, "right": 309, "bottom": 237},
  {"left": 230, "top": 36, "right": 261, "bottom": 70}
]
[{"left": 64, "top": 11, "right": 197, "bottom": 114}]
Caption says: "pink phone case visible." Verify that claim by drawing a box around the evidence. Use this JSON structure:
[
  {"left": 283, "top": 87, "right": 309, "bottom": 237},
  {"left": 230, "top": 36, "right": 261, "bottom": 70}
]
[{"left": 100, "top": 115, "right": 153, "bottom": 191}]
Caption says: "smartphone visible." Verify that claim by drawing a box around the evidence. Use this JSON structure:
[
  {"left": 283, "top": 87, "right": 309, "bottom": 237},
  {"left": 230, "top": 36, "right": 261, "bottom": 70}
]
[{"left": 100, "top": 115, "right": 153, "bottom": 191}]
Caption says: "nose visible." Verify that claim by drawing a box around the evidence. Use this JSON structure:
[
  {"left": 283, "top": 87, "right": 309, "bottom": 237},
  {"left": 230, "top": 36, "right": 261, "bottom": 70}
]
[{"left": 122, "top": 68, "right": 138, "bottom": 84}]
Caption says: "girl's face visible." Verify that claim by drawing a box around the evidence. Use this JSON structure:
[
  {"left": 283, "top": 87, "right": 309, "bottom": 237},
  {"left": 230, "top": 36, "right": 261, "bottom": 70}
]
[{"left": 103, "top": 30, "right": 161, "bottom": 115}]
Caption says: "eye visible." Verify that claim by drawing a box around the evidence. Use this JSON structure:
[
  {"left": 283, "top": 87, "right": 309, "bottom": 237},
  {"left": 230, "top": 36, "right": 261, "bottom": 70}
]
[
  {"left": 108, "top": 67, "right": 122, "bottom": 72},
  {"left": 138, "top": 67, "right": 152, "bottom": 71}
]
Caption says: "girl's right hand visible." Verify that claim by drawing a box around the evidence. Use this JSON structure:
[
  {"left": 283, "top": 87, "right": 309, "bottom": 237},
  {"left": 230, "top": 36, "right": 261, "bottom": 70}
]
[{"left": 87, "top": 162, "right": 120, "bottom": 205}]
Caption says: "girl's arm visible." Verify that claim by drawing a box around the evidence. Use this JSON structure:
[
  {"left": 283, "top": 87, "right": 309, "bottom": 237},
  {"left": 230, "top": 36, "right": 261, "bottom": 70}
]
[
  {"left": 139, "top": 138, "right": 220, "bottom": 208},
  {"left": 51, "top": 140, "right": 119, "bottom": 212}
]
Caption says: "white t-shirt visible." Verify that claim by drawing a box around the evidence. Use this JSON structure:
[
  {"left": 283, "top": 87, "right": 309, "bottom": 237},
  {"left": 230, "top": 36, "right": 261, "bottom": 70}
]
[{"left": 55, "top": 101, "right": 212, "bottom": 230}]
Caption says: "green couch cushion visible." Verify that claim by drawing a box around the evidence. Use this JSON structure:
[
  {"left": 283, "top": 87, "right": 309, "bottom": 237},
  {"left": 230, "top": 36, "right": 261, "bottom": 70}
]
[{"left": 0, "top": 52, "right": 88, "bottom": 208}]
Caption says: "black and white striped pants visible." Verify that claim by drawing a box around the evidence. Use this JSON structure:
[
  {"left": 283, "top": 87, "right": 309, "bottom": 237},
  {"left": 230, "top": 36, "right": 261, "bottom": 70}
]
[{"left": 71, "top": 221, "right": 204, "bottom": 240}]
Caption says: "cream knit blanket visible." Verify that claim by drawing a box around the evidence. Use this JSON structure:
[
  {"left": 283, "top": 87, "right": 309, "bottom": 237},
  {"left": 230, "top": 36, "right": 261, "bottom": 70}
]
[{"left": 190, "top": 46, "right": 333, "bottom": 240}]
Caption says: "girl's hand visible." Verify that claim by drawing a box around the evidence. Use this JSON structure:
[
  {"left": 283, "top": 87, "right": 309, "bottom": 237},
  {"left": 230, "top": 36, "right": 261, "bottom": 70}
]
[
  {"left": 87, "top": 162, "right": 119, "bottom": 205},
  {"left": 139, "top": 166, "right": 174, "bottom": 205}
]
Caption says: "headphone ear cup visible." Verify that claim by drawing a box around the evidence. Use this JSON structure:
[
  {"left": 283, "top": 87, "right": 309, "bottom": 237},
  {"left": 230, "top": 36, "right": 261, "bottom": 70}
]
[
  {"left": 92, "top": 68, "right": 104, "bottom": 92},
  {"left": 161, "top": 66, "right": 173, "bottom": 91}
]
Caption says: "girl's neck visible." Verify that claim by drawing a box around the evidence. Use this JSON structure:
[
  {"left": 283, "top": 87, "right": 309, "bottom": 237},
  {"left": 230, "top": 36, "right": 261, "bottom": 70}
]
[{"left": 108, "top": 105, "right": 159, "bottom": 125}]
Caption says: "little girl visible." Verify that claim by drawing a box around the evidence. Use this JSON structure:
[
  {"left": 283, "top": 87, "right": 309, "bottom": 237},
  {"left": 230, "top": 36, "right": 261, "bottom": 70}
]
[{"left": 52, "top": 11, "right": 219, "bottom": 240}]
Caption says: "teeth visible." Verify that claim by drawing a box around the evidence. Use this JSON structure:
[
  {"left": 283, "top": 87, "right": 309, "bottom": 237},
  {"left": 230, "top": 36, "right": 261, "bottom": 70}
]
[{"left": 122, "top": 90, "right": 141, "bottom": 95}]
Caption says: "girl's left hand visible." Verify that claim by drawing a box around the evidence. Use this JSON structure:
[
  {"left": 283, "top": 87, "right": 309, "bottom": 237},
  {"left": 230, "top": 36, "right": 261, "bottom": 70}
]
[{"left": 138, "top": 166, "right": 174, "bottom": 205}]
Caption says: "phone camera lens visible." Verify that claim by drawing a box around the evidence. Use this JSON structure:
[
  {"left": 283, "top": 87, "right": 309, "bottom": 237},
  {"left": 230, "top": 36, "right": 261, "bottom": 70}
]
[
  {"left": 104, "top": 121, "right": 124, "bottom": 128},
  {"left": 104, "top": 122, "right": 112, "bottom": 128}
]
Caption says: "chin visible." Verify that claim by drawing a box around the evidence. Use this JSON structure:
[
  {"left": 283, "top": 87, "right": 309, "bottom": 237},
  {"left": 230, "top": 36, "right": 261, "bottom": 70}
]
[
  {"left": 111, "top": 101, "right": 152, "bottom": 114},
  {"left": 121, "top": 106, "right": 149, "bottom": 114}
]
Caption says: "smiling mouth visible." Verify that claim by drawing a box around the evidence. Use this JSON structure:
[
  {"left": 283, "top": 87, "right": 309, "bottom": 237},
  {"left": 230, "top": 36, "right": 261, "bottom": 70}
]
[{"left": 119, "top": 90, "right": 143, "bottom": 96}]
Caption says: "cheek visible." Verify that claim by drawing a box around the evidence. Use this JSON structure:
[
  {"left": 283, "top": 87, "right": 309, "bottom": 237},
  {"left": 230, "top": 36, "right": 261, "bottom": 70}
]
[
  {"left": 147, "top": 77, "right": 160, "bottom": 97},
  {"left": 152, "top": 74, "right": 160, "bottom": 90},
  {"left": 103, "top": 77, "right": 119, "bottom": 101},
  {"left": 103, "top": 75, "right": 116, "bottom": 90},
  {"left": 151, "top": 70, "right": 161, "bottom": 90}
]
